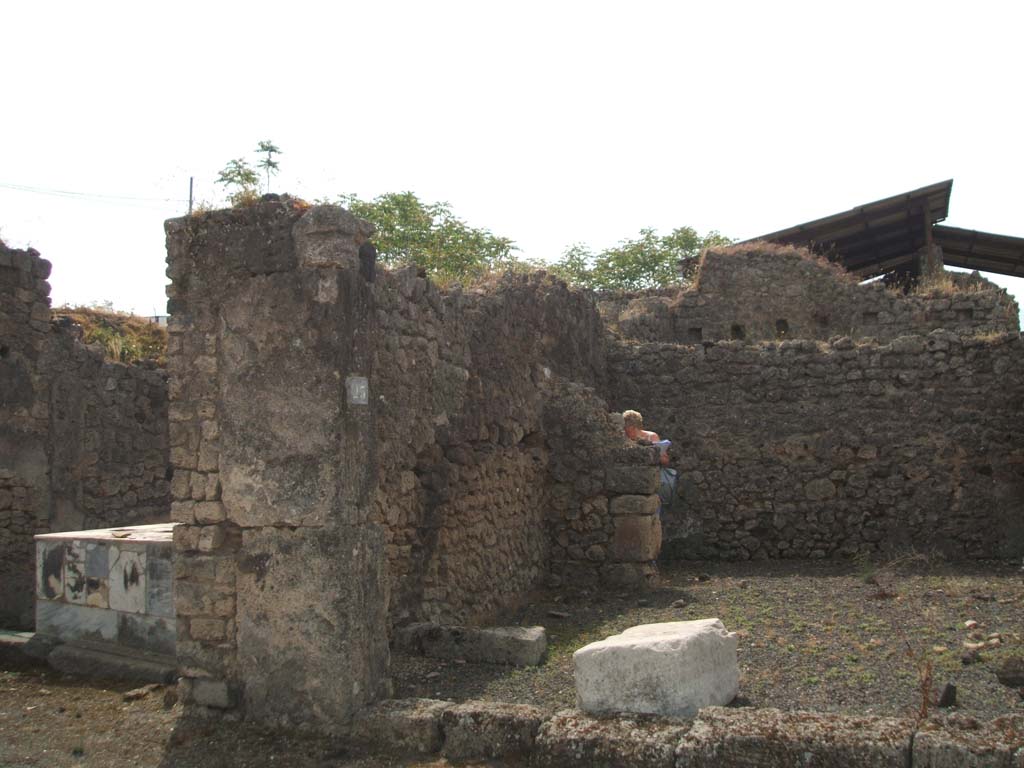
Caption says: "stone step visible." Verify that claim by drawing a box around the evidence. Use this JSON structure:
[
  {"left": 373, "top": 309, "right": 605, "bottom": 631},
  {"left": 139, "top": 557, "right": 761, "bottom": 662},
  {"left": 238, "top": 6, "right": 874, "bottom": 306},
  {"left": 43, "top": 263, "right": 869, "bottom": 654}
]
[
  {"left": 394, "top": 623, "right": 547, "bottom": 666},
  {"left": 47, "top": 640, "right": 176, "bottom": 684}
]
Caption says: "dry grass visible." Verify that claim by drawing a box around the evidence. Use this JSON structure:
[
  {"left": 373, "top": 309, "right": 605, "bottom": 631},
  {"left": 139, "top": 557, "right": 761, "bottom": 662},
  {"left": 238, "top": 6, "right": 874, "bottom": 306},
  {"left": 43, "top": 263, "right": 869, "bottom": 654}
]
[
  {"left": 54, "top": 306, "right": 167, "bottom": 365},
  {"left": 913, "top": 271, "right": 998, "bottom": 297},
  {"left": 692, "top": 240, "right": 856, "bottom": 290}
]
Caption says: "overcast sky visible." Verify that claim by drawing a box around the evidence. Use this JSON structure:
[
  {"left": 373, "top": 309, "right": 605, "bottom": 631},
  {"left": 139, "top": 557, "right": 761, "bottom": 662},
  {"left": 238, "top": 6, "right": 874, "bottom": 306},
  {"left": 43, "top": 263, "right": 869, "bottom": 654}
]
[{"left": 3, "top": 1, "right": 1022, "bottom": 318}]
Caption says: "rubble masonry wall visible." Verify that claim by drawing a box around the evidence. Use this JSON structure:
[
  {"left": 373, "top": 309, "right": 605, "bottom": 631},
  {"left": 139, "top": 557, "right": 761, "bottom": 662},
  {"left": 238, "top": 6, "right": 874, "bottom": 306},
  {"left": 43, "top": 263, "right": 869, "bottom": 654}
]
[
  {"left": 608, "top": 331, "right": 1024, "bottom": 560},
  {"left": 601, "top": 244, "right": 1019, "bottom": 344},
  {"left": 0, "top": 243, "right": 169, "bottom": 629},
  {"left": 165, "top": 201, "right": 659, "bottom": 729}
]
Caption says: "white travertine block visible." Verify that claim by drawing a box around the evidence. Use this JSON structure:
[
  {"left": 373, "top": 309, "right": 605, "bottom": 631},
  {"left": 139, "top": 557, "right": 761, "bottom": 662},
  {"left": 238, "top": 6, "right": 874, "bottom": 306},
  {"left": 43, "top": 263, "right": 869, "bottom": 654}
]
[{"left": 573, "top": 619, "right": 738, "bottom": 717}]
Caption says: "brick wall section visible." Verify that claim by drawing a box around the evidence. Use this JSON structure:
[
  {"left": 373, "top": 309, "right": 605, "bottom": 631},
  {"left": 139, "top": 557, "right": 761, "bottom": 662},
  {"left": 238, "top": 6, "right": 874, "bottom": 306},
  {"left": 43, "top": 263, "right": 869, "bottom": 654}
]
[
  {"left": 601, "top": 244, "right": 1020, "bottom": 344},
  {"left": 0, "top": 242, "right": 169, "bottom": 629},
  {"left": 608, "top": 331, "right": 1024, "bottom": 560}
]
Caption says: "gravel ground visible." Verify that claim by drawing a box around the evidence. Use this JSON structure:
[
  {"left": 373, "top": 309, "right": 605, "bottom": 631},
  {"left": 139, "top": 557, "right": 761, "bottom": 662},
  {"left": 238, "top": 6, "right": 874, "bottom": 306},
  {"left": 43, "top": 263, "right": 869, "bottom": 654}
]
[
  {"left": 392, "top": 558, "right": 1024, "bottom": 720},
  {"left": 2, "top": 558, "right": 1021, "bottom": 767}
]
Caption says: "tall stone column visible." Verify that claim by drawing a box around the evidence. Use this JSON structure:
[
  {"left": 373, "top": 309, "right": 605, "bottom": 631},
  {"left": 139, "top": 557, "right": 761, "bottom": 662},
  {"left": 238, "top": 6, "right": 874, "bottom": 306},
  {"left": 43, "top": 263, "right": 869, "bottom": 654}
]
[{"left": 164, "top": 200, "right": 389, "bottom": 730}]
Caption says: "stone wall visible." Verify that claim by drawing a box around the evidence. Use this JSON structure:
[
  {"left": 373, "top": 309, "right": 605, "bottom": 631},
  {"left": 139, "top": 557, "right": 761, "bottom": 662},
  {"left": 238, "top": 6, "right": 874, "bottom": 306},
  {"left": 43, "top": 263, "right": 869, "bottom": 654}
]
[
  {"left": 0, "top": 244, "right": 51, "bottom": 628},
  {"left": 0, "top": 242, "right": 170, "bottom": 629},
  {"left": 164, "top": 201, "right": 659, "bottom": 728},
  {"left": 543, "top": 381, "right": 663, "bottom": 590},
  {"left": 370, "top": 265, "right": 623, "bottom": 627},
  {"left": 608, "top": 331, "right": 1024, "bottom": 560},
  {"left": 602, "top": 243, "right": 1020, "bottom": 344}
]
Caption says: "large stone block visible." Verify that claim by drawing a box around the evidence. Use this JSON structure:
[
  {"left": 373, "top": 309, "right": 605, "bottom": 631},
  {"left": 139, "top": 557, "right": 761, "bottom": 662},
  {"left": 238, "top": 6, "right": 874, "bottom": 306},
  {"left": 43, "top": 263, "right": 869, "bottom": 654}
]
[
  {"left": 235, "top": 525, "right": 389, "bottom": 729},
  {"left": 675, "top": 707, "right": 914, "bottom": 767},
  {"left": 912, "top": 714, "right": 1024, "bottom": 767},
  {"left": 440, "top": 701, "right": 545, "bottom": 761},
  {"left": 606, "top": 466, "right": 660, "bottom": 494},
  {"left": 217, "top": 269, "right": 375, "bottom": 529},
  {"left": 534, "top": 709, "right": 690, "bottom": 768},
  {"left": 611, "top": 513, "right": 662, "bottom": 562},
  {"left": 191, "top": 678, "right": 233, "bottom": 709},
  {"left": 350, "top": 698, "right": 452, "bottom": 755},
  {"left": 574, "top": 620, "right": 737, "bottom": 717},
  {"left": 600, "top": 561, "right": 658, "bottom": 589},
  {"left": 395, "top": 623, "right": 546, "bottom": 666},
  {"left": 610, "top": 494, "right": 660, "bottom": 516},
  {"left": 292, "top": 205, "right": 373, "bottom": 269}
]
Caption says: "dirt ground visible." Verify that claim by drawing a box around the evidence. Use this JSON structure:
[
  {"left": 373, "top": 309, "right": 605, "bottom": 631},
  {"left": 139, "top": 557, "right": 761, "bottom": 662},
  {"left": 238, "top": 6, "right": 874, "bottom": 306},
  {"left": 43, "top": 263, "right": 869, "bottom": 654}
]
[
  {"left": 392, "top": 558, "right": 1024, "bottom": 720},
  {"left": 0, "top": 662, "right": 467, "bottom": 768},
  {"left": 2, "top": 558, "right": 1022, "bottom": 767}
]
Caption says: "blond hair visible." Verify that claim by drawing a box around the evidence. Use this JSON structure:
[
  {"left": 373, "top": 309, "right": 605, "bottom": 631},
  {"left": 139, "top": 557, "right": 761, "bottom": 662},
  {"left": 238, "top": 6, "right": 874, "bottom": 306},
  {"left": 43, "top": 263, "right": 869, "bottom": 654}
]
[{"left": 622, "top": 410, "right": 643, "bottom": 429}]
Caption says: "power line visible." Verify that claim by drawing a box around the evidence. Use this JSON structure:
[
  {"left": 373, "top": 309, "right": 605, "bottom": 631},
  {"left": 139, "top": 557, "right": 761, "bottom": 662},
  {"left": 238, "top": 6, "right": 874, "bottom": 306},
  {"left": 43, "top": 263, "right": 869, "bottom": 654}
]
[{"left": 0, "top": 181, "right": 189, "bottom": 206}]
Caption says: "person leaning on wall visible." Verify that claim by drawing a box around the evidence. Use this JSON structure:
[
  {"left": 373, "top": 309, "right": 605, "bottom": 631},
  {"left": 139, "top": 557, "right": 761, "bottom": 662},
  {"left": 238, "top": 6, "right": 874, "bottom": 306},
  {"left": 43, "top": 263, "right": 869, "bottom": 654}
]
[
  {"left": 623, "top": 410, "right": 669, "bottom": 465},
  {"left": 623, "top": 409, "right": 678, "bottom": 514}
]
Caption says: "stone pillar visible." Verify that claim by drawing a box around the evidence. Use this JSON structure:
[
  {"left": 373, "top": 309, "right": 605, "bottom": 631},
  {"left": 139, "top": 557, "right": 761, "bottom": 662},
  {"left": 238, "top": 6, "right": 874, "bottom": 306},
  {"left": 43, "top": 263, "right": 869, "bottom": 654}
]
[
  {"left": 915, "top": 243, "right": 945, "bottom": 282},
  {"left": 165, "top": 201, "right": 388, "bottom": 730}
]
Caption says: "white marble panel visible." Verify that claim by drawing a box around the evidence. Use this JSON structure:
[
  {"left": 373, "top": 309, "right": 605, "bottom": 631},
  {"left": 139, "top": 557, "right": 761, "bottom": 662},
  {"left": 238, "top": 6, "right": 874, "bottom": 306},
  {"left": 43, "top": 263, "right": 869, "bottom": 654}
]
[
  {"left": 108, "top": 546, "right": 147, "bottom": 614},
  {"left": 36, "top": 601, "right": 117, "bottom": 643}
]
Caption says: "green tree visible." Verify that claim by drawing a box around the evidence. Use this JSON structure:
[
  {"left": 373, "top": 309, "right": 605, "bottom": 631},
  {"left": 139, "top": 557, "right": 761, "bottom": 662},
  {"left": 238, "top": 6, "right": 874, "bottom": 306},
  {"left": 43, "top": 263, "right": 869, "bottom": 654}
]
[
  {"left": 551, "top": 226, "right": 732, "bottom": 291},
  {"left": 339, "top": 191, "right": 524, "bottom": 283},
  {"left": 255, "top": 140, "right": 282, "bottom": 192},
  {"left": 216, "top": 158, "right": 260, "bottom": 206}
]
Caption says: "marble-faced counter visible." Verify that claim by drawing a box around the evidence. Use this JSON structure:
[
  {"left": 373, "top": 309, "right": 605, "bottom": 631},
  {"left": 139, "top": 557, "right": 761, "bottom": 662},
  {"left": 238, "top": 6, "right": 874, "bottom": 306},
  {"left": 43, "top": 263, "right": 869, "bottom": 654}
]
[{"left": 35, "top": 524, "right": 176, "bottom": 659}]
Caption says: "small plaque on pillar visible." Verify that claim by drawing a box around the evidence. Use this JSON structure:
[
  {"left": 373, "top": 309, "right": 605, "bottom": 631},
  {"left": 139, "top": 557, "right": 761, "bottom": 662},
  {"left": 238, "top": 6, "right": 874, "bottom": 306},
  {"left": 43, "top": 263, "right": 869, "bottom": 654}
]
[{"left": 346, "top": 376, "right": 369, "bottom": 405}]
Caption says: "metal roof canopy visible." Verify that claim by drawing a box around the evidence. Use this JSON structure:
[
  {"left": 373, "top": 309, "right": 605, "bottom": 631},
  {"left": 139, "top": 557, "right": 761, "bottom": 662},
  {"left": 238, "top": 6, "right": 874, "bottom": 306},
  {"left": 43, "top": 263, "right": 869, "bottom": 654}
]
[
  {"left": 746, "top": 180, "right": 1024, "bottom": 280},
  {"left": 934, "top": 225, "right": 1024, "bottom": 278}
]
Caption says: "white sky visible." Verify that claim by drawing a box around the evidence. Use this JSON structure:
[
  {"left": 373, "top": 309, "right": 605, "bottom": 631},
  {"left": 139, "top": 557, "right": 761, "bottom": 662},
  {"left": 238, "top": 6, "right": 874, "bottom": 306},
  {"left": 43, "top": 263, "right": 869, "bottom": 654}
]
[{"left": 3, "top": 1, "right": 1023, "bottom": 319}]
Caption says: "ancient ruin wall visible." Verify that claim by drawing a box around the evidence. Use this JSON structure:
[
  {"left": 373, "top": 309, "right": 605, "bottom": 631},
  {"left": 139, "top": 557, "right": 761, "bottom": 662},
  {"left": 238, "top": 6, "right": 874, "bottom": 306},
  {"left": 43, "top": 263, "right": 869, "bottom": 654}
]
[
  {"left": 165, "top": 202, "right": 389, "bottom": 726},
  {"left": 0, "top": 245, "right": 52, "bottom": 628},
  {"left": 165, "top": 201, "right": 660, "bottom": 728},
  {"left": 369, "top": 265, "right": 650, "bottom": 627},
  {"left": 602, "top": 244, "right": 1020, "bottom": 344},
  {"left": 608, "top": 331, "right": 1024, "bottom": 560},
  {"left": 0, "top": 243, "right": 169, "bottom": 629},
  {"left": 541, "top": 381, "right": 665, "bottom": 591}
]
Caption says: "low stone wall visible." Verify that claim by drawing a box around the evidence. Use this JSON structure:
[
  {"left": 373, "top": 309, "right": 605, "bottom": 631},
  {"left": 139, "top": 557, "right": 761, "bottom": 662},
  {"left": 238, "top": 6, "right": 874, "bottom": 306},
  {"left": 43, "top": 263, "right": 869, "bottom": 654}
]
[
  {"left": 0, "top": 242, "right": 170, "bottom": 629},
  {"left": 608, "top": 331, "right": 1024, "bottom": 560},
  {"left": 350, "top": 699, "right": 1024, "bottom": 767},
  {"left": 601, "top": 244, "right": 1020, "bottom": 344}
]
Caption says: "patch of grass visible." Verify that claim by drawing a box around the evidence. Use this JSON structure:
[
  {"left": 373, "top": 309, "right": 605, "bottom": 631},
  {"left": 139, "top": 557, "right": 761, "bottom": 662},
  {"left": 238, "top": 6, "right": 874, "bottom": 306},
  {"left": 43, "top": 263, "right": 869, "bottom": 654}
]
[{"left": 53, "top": 305, "right": 167, "bottom": 365}]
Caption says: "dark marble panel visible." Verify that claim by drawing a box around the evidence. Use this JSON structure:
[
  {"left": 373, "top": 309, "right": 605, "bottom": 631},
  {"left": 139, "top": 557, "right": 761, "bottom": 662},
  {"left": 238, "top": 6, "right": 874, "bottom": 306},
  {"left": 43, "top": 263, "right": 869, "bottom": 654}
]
[{"left": 117, "top": 612, "right": 176, "bottom": 657}]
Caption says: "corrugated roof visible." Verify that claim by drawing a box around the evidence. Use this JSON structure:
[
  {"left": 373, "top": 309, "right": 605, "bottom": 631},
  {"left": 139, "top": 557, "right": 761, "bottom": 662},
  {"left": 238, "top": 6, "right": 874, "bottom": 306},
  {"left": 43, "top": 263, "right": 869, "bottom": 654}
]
[
  {"left": 934, "top": 225, "right": 1024, "bottom": 277},
  {"left": 745, "top": 181, "right": 952, "bottom": 278}
]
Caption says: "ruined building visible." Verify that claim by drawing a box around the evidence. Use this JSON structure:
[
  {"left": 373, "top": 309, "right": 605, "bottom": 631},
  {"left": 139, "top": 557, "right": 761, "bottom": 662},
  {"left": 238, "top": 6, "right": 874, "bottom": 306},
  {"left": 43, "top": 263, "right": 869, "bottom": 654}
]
[
  {"left": 0, "top": 243, "right": 169, "bottom": 628},
  {"left": 162, "top": 200, "right": 1022, "bottom": 728},
  {"left": 2, "top": 193, "right": 1021, "bottom": 731}
]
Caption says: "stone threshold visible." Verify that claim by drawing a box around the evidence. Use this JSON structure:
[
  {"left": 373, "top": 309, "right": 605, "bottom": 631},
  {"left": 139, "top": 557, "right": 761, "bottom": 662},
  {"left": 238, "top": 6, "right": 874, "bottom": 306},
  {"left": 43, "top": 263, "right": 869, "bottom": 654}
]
[{"left": 349, "top": 698, "right": 1024, "bottom": 767}]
